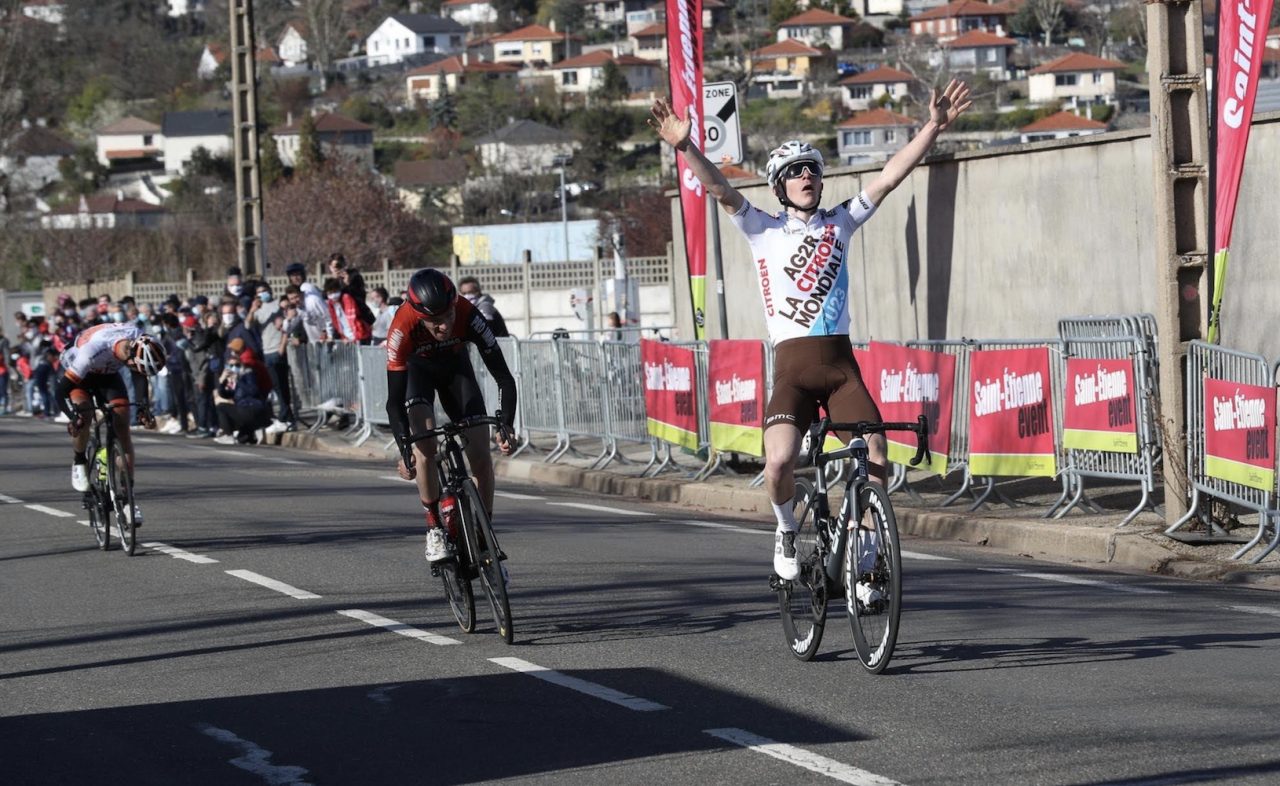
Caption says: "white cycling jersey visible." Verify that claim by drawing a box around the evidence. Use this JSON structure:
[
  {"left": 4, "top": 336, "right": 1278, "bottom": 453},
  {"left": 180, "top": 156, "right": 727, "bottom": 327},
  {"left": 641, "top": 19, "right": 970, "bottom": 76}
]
[
  {"left": 61, "top": 322, "right": 141, "bottom": 381},
  {"left": 728, "top": 191, "right": 877, "bottom": 344}
]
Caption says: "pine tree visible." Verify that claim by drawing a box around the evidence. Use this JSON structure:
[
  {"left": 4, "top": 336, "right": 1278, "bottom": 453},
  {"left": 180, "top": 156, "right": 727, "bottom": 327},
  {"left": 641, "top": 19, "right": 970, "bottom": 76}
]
[{"left": 296, "top": 114, "right": 324, "bottom": 173}]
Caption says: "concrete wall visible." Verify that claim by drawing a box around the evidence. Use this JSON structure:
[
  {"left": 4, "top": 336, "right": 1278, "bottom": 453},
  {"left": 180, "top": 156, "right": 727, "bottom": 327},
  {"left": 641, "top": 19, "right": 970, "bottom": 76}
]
[
  {"left": 671, "top": 112, "right": 1280, "bottom": 359},
  {"left": 487, "top": 285, "right": 674, "bottom": 338}
]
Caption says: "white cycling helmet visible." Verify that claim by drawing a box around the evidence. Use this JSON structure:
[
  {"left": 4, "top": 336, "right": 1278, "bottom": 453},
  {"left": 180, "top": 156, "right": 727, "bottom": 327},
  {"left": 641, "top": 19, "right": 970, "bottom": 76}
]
[
  {"left": 765, "top": 140, "right": 825, "bottom": 188},
  {"left": 130, "top": 335, "right": 165, "bottom": 376}
]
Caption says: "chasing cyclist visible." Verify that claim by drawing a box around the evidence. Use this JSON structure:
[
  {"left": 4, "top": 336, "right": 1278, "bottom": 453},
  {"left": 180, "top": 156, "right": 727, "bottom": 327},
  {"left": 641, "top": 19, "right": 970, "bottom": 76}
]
[
  {"left": 385, "top": 268, "right": 517, "bottom": 563},
  {"left": 56, "top": 323, "right": 164, "bottom": 523},
  {"left": 650, "top": 80, "right": 972, "bottom": 581}
]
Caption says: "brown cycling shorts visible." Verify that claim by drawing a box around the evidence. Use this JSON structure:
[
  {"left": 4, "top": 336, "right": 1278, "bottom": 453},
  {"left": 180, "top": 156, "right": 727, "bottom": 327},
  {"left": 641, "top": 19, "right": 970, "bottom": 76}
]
[{"left": 764, "top": 335, "right": 881, "bottom": 435}]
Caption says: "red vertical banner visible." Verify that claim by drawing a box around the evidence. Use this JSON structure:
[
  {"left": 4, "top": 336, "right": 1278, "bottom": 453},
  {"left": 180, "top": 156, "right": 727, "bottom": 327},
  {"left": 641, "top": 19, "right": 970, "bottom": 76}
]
[
  {"left": 642, "top": 339, "right": 699, "bottom": 450},
  {"left": 1062, "top": 358, "right": 1138, "bottom": 453},
  {"left": 867, "top": 342, "right": 955, "bottom": 475},
  {"left": 707, "top": 340, "right": 765, "bottom": 456},
  {"left": 666, "top": 0, "right": 706, "bottom": 338},
  {"left": 1210, "top": 0, "right": 1276, "bottom": 342},
  {"left": 967, "top": 348, "right": 1057, "bottom": 477},
  {"left": 1203, "top": 378, "right": 1276, "bottom": 491}
]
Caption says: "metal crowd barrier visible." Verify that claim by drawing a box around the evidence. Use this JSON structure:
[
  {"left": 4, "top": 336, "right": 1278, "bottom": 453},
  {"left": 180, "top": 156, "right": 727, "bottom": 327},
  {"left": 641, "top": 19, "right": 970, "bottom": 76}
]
[
  {"left": 465, "top": 338, "right": 522, "bottom": 434},
  {"left": 514, "top": 340, "right": 569, "bottom": 461},
  {"left": 1053, "top": 335, "right": 1161, "bottom": 525},
  {"left": 288, "top": 342, "right": 363, "bottom": 434},
  {"left": 1167, "top": 341, "right": 1276, "bottom": 562},
  {"left": 598, "top": 341, "right": 658, "bottom": 473},
  {"left": 552, "top": 340, "right": 613, "bottom": 466},
  {"left": 657, "top": 340, "right": 714, "bottom": 479},
  {"left": 899, "top": 339, "right": 974, "bottom": 506},
  {"left": 355, "top": 344, "right": 391, "bottom": 447}
]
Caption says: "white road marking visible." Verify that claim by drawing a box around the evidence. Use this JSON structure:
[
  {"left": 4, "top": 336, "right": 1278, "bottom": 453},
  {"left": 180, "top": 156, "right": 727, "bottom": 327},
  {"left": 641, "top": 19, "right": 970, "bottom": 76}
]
[
  {"left": 217, "top": 450, "right": 257, "bottom": 458},
  {"left": 226, "top": 570, "right": 321, "bottom": 600},
  {"left": 979, "top": 568, "right": 1168, "bottom": 595},
  {"left": 143, "top": 542, "right": 218, "bottom": 564},
  {"left": 271, "top": 458, "right": 307, "bottom": 465},
  {"left": 494, "top": 490, "right": 545, "bottom": 500},
  {"left": 704, "top": 728, "right": 901, "bottom": 786},
  {"left": 197, "top": 724, "right": 313, "bottom": 785},
  {"left": 337, "top": 609, "right": 460, "bottom": 646},
  {"left": 548, "top": 502, "right": 651, "bottom": 517},
  {"left": 687, "top": 520, "right": 765, "bottom": 535},
  {"left": 901, "top": 550, "right": 955, "bottom": 561},
  {"left": 77, "top": 519, "right": 90, "bottom": 527},
  {"left": 489, "top": 657, "right": 669, "bottom": 712},
  {"left": 1231, "top": 605, "right": 1280, "bottom": 618},
  {"left": 26, "top": 504, "right": 74, "bottom": 518},
  {"left": 0, "top": 493, "right": 23, "bottom": 504}
]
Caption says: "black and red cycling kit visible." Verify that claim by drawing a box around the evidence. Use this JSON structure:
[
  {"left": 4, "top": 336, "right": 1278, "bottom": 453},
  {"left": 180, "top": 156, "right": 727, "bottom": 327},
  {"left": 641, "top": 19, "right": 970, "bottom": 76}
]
[{"left": 384, "top": 298, "right": 517, "bottom": 453}]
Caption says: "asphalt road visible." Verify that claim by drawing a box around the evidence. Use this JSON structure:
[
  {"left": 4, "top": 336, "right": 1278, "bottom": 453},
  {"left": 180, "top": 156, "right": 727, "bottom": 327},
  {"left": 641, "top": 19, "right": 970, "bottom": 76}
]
[{"left": 3, "top": 417, "right": 1280, "bottom": 785}]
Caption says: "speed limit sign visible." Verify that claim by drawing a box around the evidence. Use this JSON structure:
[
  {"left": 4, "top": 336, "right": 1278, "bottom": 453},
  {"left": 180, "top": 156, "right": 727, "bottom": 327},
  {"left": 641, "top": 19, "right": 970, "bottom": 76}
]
[{"left": 703, "top": 81, "right": 742, "bottom": 165}]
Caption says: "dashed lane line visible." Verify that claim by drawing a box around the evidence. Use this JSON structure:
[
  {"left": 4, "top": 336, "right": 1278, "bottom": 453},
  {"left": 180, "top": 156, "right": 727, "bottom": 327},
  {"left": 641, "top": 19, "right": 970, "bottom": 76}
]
[
  {"left": 1231, "top": 605, "right": 1280, "bottom": 618},
  {"left": 489, "top": 657, "right": 669, "bottom": 712},
  {"left": 225, "top": 570, "right": 321, "bottom": 600},
  {"left": 547, "top": 502, "right": 651, "bottom": 517},
  {"left": 494, "top": 490, "right": 545, "bottom": 500},
  {"left": 0, "top": 493, "right": 23, "bottom": 504},
  {"left": 337, "top": 609, "right": 460, "bottom": 646},
  {"left": 143, "top": 542, "right": 218, "bottom": 564},
  {"left": 25, "top": 504, "right": 74, "bottom": 518},
  {"left": 704, "top": 728, "right": 901, "bottom": 786},
  {"left": 979, "top": 567, "right": 1169, "bottom": 595}
]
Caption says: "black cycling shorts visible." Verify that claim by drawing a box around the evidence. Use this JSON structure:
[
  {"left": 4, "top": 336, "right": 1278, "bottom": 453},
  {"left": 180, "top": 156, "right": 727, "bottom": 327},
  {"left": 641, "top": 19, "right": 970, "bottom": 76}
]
[
  {"left": 764, "top": 335, "right": 881, "bottom": 435},
  {"left": 64, "top": 371, "right": 129, "bottom": 408},
  {"left": 404, "top": 352, "right": 486, "bottom": 424}
]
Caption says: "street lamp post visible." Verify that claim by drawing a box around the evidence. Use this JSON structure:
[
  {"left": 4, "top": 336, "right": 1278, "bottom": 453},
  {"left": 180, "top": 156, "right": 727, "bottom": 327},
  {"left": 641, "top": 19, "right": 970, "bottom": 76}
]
[{"left": 554, "top": 154, "right": 570, "bottom": 264}]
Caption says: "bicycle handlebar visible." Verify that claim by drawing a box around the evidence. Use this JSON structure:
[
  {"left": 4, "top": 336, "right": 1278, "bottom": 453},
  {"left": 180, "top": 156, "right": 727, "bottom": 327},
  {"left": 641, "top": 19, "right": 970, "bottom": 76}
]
[
  {"left": 806, "top": 414, "right": 932, "bottom": 469},
  {"left": 404, "top": 412, "right": 513, "bottom": 449}
]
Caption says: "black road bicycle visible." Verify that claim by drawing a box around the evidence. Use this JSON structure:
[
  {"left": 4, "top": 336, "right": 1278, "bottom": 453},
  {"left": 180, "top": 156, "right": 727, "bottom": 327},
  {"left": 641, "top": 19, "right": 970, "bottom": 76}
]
[
  {"left": 771, "top": 415, "right": 931, "bottom": 673},
  {"left": 408, "top": 414, "right": 515, "bottom": 644},
  {"left": 81, "top": 400, "right": 139, "bottom": 555}
]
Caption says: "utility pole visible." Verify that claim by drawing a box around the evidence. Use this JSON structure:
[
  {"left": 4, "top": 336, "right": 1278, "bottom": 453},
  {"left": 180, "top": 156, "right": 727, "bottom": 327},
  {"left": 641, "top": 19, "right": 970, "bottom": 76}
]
[
  {"left": 1145, "top": 0, "right": 1211, "bottom": 522},
  {"left": 229, "top": 0, "right": 266, "bottom": 277}
]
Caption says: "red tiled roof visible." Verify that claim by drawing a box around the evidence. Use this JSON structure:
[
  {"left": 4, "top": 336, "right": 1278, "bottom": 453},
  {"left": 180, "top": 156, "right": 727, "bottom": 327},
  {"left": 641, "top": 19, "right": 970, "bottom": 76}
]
[
  {"left": 272, "top": 112, "right": 374, "bottom": 135},
  {"left": 942, "top": 30, "right": 1017, "bottom": 48},
  {"left": 632, "top": 23, "right": 665, "bottom": 38},
  {"left": 779, "top": 9, "right": 858, "bottom": 26},
  {"left": 911, "top": 0, "right": 1012, "bottom": 21},
  {"left": 839, "top": 65, "right": 914, "bottom": 85},
  {"left": 752, "top": 39, "right": 823, "bottom": 57},
  {"left": 491, "top": 24, "right": 578, "bottom": 42},
  {"left": 550, "top": 50, "right": 657, "bottom": 69},
  {"left": 98, "top": 117, "right": 161, "bottom": 135},
  {"left": 104, "top": 148, "right": 162, "bottom": 160},
  {"left": 406, "top": 55, "right": 518, "bottom": 76},
  {"left": 1030, "top": 52, "right": 1126, "bottom": 74},
  {"left": 838, "top": 108, "right": 918, "bottom": 128},
  {"left": 1020, "top": 110, "right": 1107, "bottom": 132}
]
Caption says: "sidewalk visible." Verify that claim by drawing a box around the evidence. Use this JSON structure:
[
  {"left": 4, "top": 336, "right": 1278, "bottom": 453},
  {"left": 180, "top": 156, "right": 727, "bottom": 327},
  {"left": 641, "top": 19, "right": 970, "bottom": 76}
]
[{"left": 276, "top": 429, "right": 1280, "bottom": 591}]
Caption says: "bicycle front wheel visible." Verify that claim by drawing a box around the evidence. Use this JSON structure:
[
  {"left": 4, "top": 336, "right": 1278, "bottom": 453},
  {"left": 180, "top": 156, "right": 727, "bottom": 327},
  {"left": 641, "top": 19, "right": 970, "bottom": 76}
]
[
  {"left": 778, "top": 478, "right": 828, "bottom": 661},
  {"left": 460, "top": 480, "right": 513, "bottom": 644},
  {"left": 844, "top": 482, "right": 902, "bottom": 674},
  {"left": 438, "top": 558, "right": 476, "bottom": 633},
  {"left": 86, "top": 488, "right": 110, "bottom": 551},
  {"left": 107, "top": 435, "right": 137, "bottom": 556}
]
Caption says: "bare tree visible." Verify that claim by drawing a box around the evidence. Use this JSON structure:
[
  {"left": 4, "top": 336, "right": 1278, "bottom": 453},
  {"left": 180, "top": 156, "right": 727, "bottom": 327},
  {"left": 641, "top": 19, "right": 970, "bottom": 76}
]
[
  {"left": 302, "top": 0, "right": 348, "bottom": 92},
  {"left": 0, "top": 1, "right": 34, "bottom": 153},
  {"left": 1030, "top": 0, "right": 1066, "bottom": 46}
]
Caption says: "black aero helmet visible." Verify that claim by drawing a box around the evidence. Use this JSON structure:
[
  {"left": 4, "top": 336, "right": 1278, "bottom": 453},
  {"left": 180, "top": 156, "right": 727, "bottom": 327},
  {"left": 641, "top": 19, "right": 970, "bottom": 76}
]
[{"left": 406, "top": 268, "right": 456, "bottom": 316}]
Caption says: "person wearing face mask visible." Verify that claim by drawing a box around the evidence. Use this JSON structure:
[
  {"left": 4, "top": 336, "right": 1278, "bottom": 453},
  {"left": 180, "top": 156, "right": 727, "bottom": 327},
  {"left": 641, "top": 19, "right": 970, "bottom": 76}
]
[
  {"left": 251, "top": 285, "right": 295, "bottom": 432},
  {"left": 218, "top": 301, "right": 263, "bottom": 359},
  {"left": 185, "top": 310, "right": 224, "bottom": 438},
  {"left": 456, "top": 276, "right": 509, "bottom": 338},
  {"left": 213, "top": 338, "right": 271, "bottom": 445},
  {"left": 370, "top": 286, "right": 393, "bottom": 345},
  {"left": 285, "top": 262, "right": 334, "bottom": 342},
  {"left": 224, "top": 266, "right": 254, "bottom": 311},
  {"left": 322, "top": 277, "right": 371, "bottom": 344}
]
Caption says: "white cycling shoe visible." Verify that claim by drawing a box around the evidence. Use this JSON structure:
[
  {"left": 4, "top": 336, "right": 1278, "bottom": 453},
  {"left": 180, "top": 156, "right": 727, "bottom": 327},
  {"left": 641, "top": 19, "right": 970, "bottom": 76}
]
[
  {"left": 773, "top": 529, "right": 799, "bottom": 580},
  {"left": 424, "top": 527, "right": 455, "bottom": 562},
  {"left": 71, "top": 464, "right": 90, "bottom": 493}
]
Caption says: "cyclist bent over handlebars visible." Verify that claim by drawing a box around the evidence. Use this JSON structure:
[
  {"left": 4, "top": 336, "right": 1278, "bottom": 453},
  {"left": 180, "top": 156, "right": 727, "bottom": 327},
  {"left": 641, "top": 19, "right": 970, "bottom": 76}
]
[
  {"left": 385, "top": 268, "right": 517, "bottom": 563},
  {"left": 650, "top": 80, "right": 971, "bottom": 580}
]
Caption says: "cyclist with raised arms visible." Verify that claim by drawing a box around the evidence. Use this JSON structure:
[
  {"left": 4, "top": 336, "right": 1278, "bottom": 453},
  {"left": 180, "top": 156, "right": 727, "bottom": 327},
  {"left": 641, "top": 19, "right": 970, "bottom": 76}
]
[
  {"left": 385, "top": 268, "right": 517, "bottom": 563},
  {"left": 57, "top": 323, "right": 164, "bottom": 522},
  {"left": 650, "top": 80, "right": 972, "bottom": 580}
]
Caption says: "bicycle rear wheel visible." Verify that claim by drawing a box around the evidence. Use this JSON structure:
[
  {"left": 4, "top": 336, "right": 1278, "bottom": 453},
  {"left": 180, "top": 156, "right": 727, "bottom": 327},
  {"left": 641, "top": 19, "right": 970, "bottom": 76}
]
[
  {"left": 845, "top": 483, "right": 902, "bottom": 674},
  {"left": 777, "top": 478, "right": 828, "bottom": 661},
  {"left": 107, "top": 435, "right": 137, "bottom": 556},
  {"left": 460, "top": 479, "right": 513, "bottom": 644},
  {"left": 85, "top": 488, "right": 110, "bottom": 550},
  {"left": 437, "top": 557, "right": 476, "bottom": 633}
]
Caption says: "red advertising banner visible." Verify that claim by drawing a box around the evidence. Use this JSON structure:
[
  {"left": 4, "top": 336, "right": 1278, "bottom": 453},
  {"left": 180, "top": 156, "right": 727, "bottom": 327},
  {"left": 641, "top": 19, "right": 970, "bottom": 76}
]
[
  {"left": 642, "top": 339, "right": 699, "bottom": 450},
  {"left": 1203, "top": 377, "right": 1276, "bottom": 491},
  {"left": 708, "top": 340, "right": 764, "bottom": 456},
  {"left": 866, "top": 342, "right": 955, "bottom": 475},
  {"left": 1210, "top": 0, "right": 1276, "bottom": 342},
  {"left": 968, "top": 348, "right": 1056, "bottom": 477},
  {"left": 666, "top": 0, "right": 706, "bottom": 338},
  {"left": 1062, "top": 358, "right": 1138, "bottom": 453}
]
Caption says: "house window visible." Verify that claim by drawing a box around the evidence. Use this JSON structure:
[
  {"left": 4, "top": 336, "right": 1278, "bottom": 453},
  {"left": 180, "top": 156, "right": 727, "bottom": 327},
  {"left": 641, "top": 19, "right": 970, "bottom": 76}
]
[
  {"left": 845, "top": 130, "right": 871, "bottom": 146},
  {"left": 422, "top": 35, "right": 435, "bottom": 50},
  {"left": 1055, "top": 74, "right": 1078, "bottom": 86},
  {"left": 562, "top": 71, "right": 579, "bottom": 86},
  {"left": 986, "top": 49, "right": 997, "bottom": 63},
  {"left": 1093, "top": 71, "right": 1103, "bottom": 84},
  {"left": 849, "top": 86, "right": 871, "bottom": 99},
  {"left": 884, "top": 129, "right": 896, "bottom": 142},
  {"left": 498, "top": 45, "right": 522, "bottom": 57},
  {"left": 143, "top": 134, "right": 153, "bottom": 146}
]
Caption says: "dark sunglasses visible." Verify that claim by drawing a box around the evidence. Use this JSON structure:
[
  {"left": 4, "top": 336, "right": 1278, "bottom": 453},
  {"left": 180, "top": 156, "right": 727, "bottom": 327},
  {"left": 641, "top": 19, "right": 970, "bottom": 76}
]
[{"left": 782, "top": 161, "right": 821, "bottom": 180}]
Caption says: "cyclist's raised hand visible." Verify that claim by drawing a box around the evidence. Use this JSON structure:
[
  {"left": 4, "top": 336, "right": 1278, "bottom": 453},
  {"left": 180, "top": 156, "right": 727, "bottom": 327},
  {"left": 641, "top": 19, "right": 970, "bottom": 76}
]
[
  {"left": 929, "top": 79, "right": 973, "bottom": 131},
  {"left": 648, "top": 96, "right": 692, "bottom": 151}
]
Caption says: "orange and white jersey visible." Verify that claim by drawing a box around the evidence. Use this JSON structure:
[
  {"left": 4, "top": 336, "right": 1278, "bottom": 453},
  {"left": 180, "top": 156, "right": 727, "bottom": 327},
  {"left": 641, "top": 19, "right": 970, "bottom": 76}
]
[{"left": 60, "top": 323, "right": 141, "bottom": 382}]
